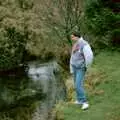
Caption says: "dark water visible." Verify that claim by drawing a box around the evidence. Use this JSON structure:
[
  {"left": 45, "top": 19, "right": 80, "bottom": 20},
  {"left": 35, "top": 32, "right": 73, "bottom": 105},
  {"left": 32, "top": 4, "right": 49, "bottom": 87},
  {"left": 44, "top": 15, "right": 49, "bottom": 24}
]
[{"left": 0, "top": 61, "right": 66, "bottom": 120}]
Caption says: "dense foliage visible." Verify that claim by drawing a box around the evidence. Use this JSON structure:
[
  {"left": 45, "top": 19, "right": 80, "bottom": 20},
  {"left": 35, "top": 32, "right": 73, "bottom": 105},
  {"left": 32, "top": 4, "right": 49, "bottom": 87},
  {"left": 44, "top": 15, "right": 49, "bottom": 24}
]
[
  {"left": 0, "top": 0, "right": 63, "bottom": 69},
  {"left": 0, "top": 0, "right": 119, "bottom": 69},
  {"left": 0, "top": 0, "right": 83, "bottom": 69},
  {"left": 0, "top": 0, "right": 29, "bottom": 69},
  {"left": 80, "top": 0, "right": 120, "bottom": 48}
]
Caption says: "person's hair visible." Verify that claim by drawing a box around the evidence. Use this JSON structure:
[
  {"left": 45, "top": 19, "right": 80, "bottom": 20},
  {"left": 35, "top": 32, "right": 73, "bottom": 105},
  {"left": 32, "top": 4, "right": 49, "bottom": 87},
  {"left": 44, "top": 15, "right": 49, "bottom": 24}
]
[{"left": 72, "top": 32, "right": 81, "bottom": 38}]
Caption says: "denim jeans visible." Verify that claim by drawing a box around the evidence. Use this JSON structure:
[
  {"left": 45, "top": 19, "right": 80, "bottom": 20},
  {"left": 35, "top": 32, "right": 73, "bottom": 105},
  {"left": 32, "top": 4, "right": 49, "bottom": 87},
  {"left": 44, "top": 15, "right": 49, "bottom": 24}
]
[{"left": 72, "top": 66, "right": 87, "bottom": 103}]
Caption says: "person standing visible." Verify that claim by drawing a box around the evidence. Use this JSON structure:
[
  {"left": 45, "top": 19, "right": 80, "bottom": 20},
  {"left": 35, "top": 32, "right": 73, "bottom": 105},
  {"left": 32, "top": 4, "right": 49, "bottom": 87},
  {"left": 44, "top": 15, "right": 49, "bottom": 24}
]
[{"left": 70, "top": 32, "right": 93, "bottom": 110}]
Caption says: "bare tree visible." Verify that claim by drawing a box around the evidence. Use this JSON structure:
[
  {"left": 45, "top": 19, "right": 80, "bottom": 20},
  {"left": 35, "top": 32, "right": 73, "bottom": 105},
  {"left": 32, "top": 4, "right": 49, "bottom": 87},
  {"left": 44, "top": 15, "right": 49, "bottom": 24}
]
[
  {"left": 34, "top": 0, "right": 83, "bottom": 46},
  {"left": 58, "top": 0, "right": 83, "bottom": 45}
]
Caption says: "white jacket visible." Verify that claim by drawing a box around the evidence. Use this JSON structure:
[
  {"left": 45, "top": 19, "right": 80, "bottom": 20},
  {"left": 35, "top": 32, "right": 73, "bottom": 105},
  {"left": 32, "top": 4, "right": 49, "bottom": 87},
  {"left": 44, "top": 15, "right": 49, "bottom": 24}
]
[{"left": 70, "top": 37, "right": 93, "bottom": 73}]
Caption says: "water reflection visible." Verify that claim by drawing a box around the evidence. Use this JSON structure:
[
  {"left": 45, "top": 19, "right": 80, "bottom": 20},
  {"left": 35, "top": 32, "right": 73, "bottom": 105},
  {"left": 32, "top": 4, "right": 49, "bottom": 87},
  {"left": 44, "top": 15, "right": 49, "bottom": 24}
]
[{"left": 0, "top": 61, "right": 66, "bottom": 120}]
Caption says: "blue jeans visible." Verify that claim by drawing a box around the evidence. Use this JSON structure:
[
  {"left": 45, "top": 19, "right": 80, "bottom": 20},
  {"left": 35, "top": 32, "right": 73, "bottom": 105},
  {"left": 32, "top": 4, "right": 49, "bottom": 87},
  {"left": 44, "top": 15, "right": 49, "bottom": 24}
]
[{"left": 72, "top": 66, "right": 87, "bottom": 103}]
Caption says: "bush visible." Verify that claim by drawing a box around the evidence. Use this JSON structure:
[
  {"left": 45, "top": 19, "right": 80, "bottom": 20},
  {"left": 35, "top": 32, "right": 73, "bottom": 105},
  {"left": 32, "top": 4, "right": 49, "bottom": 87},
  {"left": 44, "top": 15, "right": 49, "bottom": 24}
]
[
  {"left": 80, "top": 0, "right": 120, "bottom": 48},
  {"left": 0, "top": 27, "right": 26, "bottom": 69}
]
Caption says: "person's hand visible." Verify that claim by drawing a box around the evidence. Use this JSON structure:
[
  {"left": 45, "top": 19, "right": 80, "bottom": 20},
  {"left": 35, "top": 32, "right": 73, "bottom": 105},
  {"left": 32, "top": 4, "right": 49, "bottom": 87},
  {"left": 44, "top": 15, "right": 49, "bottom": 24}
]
[
  {"left": 70, "top": 70, "right": 74, "bottom": 74},
  {"left": 85, "top": 67, "right": 87, "bottom": 72}
]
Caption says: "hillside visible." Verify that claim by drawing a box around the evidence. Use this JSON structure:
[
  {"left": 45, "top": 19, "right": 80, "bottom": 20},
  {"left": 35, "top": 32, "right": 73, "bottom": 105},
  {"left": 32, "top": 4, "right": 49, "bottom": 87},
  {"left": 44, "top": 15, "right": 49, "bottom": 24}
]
[{"left": 56, "top": 51, "right": 120, "bottom": 120}]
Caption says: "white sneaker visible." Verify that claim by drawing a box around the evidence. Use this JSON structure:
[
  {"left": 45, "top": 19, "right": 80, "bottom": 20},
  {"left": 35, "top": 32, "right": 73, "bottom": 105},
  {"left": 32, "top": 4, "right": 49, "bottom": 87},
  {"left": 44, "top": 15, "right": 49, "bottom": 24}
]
[
  {"left": 74, "top": 100, "right": 82, "bottom": 105},
  {"left": 81, "top": 102, "right": 89, "bottom": 110}
]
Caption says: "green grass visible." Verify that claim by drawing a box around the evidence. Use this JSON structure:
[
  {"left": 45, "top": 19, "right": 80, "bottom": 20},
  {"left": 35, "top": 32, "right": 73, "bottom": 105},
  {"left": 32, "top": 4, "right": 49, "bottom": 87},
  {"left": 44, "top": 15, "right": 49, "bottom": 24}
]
[{"left": 57, "top": 51, "right": 120, "bottom": 120}]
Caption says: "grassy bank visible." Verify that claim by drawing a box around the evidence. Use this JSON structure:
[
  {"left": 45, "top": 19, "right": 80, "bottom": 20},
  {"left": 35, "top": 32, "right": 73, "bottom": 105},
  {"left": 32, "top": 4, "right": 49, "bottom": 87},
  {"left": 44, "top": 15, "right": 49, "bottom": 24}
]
[{"left": 56, "top": 51, "right": 120, "bottom": 120}]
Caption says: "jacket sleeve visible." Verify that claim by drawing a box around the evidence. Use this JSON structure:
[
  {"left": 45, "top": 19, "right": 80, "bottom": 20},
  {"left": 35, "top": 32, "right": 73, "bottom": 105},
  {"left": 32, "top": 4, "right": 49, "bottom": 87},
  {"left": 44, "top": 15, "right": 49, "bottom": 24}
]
[
  {"left": 83, "top": 44, "right": 93, "bottom": 68},
  {"left": 70, "top": 63, "right": 74, "bottom": 74}
]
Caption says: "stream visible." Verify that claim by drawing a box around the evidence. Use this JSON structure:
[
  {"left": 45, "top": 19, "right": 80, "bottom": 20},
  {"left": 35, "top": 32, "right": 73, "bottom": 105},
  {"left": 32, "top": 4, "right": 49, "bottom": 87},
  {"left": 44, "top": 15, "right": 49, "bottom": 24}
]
[{"left": 0, "top": 60, "right": 66, "bottom": 120}]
